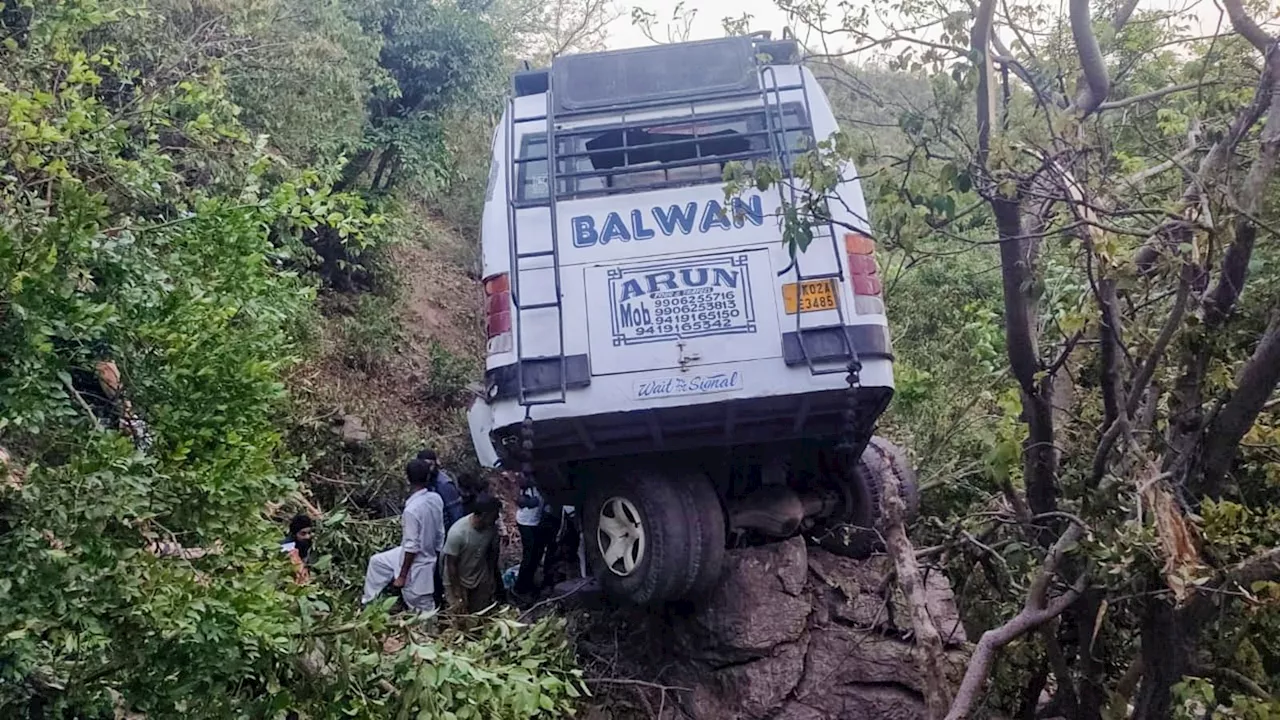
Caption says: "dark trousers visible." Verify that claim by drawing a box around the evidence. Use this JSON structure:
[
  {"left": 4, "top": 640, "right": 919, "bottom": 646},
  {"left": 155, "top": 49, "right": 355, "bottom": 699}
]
[{"left": 515, "top": 524, "right": 551, "bottom": 595}]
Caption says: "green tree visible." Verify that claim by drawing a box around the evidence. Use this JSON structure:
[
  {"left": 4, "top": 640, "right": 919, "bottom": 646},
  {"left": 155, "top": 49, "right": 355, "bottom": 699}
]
[
  {"left": 338, "top": 0, "right": 505, "bottom": 196},
  {"left": 737, "top": 0, "right": 1280, "bottom": 716}
]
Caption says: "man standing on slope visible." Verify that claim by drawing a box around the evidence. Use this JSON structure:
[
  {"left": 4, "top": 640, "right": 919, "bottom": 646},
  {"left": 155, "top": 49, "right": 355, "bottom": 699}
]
[
  {"left": 416, "top": 448, "right": 463, "bottom": 607},
  {"left": 361, "top": 458, "right": 445, "bottom": 612},
  {"left": 442, "top": 494, "right": 503, "bottom": 613}
]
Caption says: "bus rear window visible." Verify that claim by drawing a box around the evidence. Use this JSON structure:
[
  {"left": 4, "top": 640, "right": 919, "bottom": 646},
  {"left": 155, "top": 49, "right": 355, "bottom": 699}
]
[{"left": 514, "top": 103, "right": 810, "bottom": 203}]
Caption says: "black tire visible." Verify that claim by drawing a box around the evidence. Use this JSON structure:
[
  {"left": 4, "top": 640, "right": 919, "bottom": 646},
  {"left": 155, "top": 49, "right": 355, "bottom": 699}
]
[
  {"left": 582, "top": 468, "right": 701, "bottom": 605},
  {"left": 816, "top": 436, "right": 920, "bottom": 558},
  {"left": 681, "top": 472, "right": 726, "bottom": 598}
]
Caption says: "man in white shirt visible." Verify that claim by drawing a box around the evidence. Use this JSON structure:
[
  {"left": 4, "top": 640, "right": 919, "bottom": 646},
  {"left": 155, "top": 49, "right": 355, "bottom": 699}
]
[{"left": 361, "top": 459, "right": 445, "bottom": 612}]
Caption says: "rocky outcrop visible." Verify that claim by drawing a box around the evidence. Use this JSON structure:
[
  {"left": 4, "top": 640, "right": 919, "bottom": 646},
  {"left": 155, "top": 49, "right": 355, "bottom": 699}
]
[{"left": 579, "top": 538, "right": 969, "bottom": 720}]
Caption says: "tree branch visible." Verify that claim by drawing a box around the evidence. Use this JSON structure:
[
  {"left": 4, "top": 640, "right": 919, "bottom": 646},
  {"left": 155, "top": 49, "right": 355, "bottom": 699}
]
[
  {"left": 879, "top": 445, "right": 953, "bottom": 718},
  {"left": 972, "top": 0, "right": 999, "bottom": 161},
  {"left": 1111, "top": 0, "right": 1140, "bottom": 32},
  {"left": 944, "top": 525, "right": 1086, "bottom": 720},
  {"left": 1184, "top": 546, "right": 1280, "bottom": 626},
  {"left": 1201, "top": 311, "right": 1280, "bottom": 493},
  {"left": 1221, "top": 0, "right": 1273, "bottom": 52},
  {"left": 1097, "top": 82, "right": 1211, "bottom": 111},
  {"left": 1126, "top": 267, "right": 1192, "bottom": 418},
  {"left": 1204, "top": 46, "right": 1280, "bottom": 326},
  {"left": 1069, "top": 0, "right": 1110, "bottom": 116},
  {"left": 1134, "top": 52, "right": 1276, "bottom": 273}
]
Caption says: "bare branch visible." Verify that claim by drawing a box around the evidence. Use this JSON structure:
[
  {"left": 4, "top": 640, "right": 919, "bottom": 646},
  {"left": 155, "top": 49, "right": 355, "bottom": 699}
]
[
  {"left": 1097, "top": 81, "right": 1212, "bottom": 111},
  {"left": 1135, "top": 56, "right": 1277, "bottom": 273},
  {"left": 1111, "top": 0, "right": 1140, "bottom": 32},
  {"left": 1069, "top": 0, "right": 1110, "bottom": 116},
  {"left": 944, "top": 525, "right": 1086, "bottom": 720},
  {"left": 879, "top": 447, "right": 953, "bottom": 718},
  {"left": 1184, "top": 546, "right": 1280, "bottom": 625},
  {"left": 1126, "top": 268, "right": 1192, "bottom": 418},
  {"left": 1221, "top": 0, "right": 1273, "bottom": 52},
  {"left": 972, "top": 0, "right": 999, "bottom": 160},
  {"left": 1204, "top": 47, "right": 1280, "bottom": 326},
  {"left": 1190, "top": 664, "right": 1273, "bottom": 700},
  {"left": 1119, "top": 147, "right": 1196, "bottom": 189}
]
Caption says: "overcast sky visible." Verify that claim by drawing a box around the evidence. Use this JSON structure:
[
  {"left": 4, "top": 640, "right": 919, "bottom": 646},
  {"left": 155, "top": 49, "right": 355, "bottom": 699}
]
[{"left": 603, "top": 0, "right": 1238, "bottom": 52}]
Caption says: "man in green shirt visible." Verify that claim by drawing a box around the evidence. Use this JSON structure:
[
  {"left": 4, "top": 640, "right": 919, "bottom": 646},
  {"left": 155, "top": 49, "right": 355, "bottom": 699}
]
[{"left": 441, "top": 494, "right": 503, "bottom": 613}]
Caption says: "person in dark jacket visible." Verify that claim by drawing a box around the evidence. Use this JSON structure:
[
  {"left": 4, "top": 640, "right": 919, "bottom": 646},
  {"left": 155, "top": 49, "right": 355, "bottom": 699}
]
[
  {"left": 417, "top": 448, "right": 463, "bottom": 607},
  {"left": 417, "top": 449, "right": 464, "bottom": 527}
]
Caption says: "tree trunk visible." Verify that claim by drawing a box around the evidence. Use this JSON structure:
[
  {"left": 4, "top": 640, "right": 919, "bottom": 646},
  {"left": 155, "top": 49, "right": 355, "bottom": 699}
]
[
  {"left": 370, "top": 148, "right": 396, "bottom": 194},
  {"left": 1130, "top": 600, "right": 1191, "bottom": 720},
  {"left": 1073, "top": 589, "right": 1107, "bottom": 720},
  {"left": 335, "top": 148, "right": 375, "bottom": 193}
]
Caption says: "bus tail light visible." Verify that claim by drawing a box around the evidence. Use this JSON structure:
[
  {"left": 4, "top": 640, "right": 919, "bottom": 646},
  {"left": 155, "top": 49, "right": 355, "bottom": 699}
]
[
  {"left": 844, "top": 232, "right": 884, "bottom": 314},
  {"left": 484, "top": 273, "right": 513, "bottom": 354}
]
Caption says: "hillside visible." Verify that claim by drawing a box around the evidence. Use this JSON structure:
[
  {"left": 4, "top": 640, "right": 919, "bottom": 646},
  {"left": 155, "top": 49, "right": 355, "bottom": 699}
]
[{"left": 5, "top": 0, "right": 1280, "bottom": 718}]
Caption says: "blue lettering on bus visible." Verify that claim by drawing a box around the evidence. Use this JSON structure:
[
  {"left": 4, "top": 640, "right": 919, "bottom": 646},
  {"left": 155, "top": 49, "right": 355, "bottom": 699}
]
[
  {"left": 653, "top": 202, "right": 698, "bottom": 236},
  {"left": 572, "top": 216, "right": 597, "bottom": 247},
  {"left": 617, "top": 265, "right": 741, "bottom": 302},
  {"left": 700, "top": 199, "right": 733, "bottom": 233},
  {"left": 600, "top": 212, "right": 631, "bottom": 244},
  {"left": 630, "top": 209, "right": 655, "bottom": 240},
  {"left": 570, "top": 196, "right": 763, "bottom": 248}
]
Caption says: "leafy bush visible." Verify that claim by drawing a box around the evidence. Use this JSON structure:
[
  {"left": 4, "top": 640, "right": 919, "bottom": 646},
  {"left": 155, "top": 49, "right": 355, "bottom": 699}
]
[
  {"left": 0, "top": 2, "right": 583, "bottom": 718},
  {"left": 421, "top": 339, "right": 478, "bottom": 408}
]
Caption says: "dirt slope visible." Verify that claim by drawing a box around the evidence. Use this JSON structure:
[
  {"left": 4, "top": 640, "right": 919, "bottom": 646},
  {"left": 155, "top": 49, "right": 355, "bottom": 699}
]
[{"left": 290, "top": 212, "right": 484, "bottom": 465}]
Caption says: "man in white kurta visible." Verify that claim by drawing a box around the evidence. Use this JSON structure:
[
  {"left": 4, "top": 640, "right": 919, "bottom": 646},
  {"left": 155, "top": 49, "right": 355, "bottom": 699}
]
[{"left": 361, "top": 459, "right": 445, "bottom": 612}]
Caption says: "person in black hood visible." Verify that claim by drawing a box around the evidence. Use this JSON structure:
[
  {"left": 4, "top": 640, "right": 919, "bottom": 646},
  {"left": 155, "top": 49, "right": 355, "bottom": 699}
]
[{"left": 281, "top": 514, "right": 314, "bottom": 583}]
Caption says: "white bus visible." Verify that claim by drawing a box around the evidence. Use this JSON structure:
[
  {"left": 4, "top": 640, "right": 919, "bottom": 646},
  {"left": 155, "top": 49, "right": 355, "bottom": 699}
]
[{"left": 468, "top": 35, "right": 917, "bottom": 604}]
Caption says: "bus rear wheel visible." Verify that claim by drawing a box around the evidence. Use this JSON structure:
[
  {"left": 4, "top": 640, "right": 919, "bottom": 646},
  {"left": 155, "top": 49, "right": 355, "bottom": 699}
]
[
  {"left": 583, "top": 467, "right": 725, "bottom": 605},
  {"left": 816, "top": 436, "right": 920, "bottom": 559}
]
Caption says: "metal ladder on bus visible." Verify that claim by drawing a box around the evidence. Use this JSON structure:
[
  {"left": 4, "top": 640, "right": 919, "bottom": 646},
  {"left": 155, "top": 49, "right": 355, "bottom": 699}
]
[
  {"left": 505, "top": 80, "right": 568, "bottom": 407},
  {"left": 760, "top": 64, "right": 857, "bottom": 376}
]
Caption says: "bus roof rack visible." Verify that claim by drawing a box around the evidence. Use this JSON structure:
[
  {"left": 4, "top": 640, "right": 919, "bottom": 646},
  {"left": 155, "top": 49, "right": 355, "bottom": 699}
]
[
  {"left": 513, "top": 68, "right": 549, "bottom": 97},
  {"left": 510, "top": 36, "right": 803, "bottom": 101},
  {"left": 753, "top": 38, "right": 800, "bottom": 64}
]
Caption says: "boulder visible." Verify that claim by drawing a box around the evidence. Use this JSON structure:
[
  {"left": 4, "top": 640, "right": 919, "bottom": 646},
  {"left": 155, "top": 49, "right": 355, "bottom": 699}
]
[
  {"left": 330, "top": 414, "right": 370, "bottom": 445},
  {"left": 609, "top": 538, "right": 969, "bottom": 720}
]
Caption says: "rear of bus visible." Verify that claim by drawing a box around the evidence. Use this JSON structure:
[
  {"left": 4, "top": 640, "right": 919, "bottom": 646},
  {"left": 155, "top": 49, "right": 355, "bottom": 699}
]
[{"left": 471, "top": 37, "right": 895, "bottom": 470}]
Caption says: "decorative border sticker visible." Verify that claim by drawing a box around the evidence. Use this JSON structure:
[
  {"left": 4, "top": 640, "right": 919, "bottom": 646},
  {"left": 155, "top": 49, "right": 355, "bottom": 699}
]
[{"left": 606, "top": 255, "right": 757, "bottom": 346}]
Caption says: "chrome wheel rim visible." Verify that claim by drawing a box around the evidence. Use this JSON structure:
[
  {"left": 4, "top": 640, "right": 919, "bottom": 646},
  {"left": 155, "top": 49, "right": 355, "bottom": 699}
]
[{"left": 597, "top": 496, "right": 645, "bottom": 576}]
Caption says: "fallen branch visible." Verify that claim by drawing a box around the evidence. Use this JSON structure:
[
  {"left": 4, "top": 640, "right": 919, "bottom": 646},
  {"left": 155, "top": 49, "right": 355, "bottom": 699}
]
[
  {"left": 518, "top": 578, "right": 592, "bottom": 621},
  {"left": 584, "top": 678, "right": 692, "bottom": 692},
  {"left": 877, "top": 443, "right": 954, "bottom": 718}
]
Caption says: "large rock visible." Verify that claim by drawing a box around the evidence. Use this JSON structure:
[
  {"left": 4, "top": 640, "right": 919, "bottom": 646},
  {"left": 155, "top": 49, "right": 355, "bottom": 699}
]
[{"left": 612, "top": 538, "right": 969, "bottom": 720}]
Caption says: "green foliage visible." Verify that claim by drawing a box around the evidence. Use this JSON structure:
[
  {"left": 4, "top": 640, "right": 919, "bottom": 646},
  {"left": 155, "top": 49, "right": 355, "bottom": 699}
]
[
  {"left": 421, "top": 339, "right": 478, "bottom": 408},
  {"left": 0, "top": 1, "right": 581, "bottom": 717},
  {"left": 114, "top": 0, "right": 381, "bottom": 164},
  {"left": 339, "top": 0, "right": 505, "bottom": 196},
  {"left": 340, "top": 290, "right": 404, "bottom": 372}
]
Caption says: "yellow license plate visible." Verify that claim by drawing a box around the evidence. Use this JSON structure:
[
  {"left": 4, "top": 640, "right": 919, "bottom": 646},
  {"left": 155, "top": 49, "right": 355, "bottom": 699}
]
[{"left": 782, "top": 279, "right": 838, "bottom": 314}]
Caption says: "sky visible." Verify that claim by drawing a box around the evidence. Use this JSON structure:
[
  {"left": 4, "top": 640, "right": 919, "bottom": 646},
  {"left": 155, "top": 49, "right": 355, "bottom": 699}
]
[
  {"left": 603, "top": 0, "right": 1239, "bottom": 52},
  {"left": 607, "top": 0, "right": 794, "bottom": 49}
]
